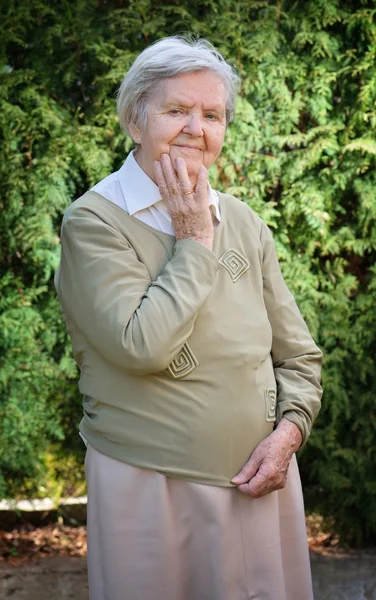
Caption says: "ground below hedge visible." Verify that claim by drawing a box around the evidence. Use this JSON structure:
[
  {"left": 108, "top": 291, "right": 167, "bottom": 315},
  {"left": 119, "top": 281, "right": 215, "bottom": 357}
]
[{"left": 0, "top": 514, "right": 345, "bottom": 567}]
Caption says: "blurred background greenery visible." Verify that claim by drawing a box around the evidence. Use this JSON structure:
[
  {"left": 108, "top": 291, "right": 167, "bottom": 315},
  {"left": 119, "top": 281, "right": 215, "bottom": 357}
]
[{"left": 0, "top": 0, "right": 375, "bottom": 546}]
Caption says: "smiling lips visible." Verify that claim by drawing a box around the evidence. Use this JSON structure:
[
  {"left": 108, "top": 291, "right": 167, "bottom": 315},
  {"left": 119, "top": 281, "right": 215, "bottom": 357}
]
[{"left": 175, "top": 144, "right": 204, "bottom": 152}]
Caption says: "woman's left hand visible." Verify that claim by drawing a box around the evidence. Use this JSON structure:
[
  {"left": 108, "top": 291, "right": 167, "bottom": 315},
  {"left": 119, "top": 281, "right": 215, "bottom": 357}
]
[{"left": 231, "top": 418, "right": 302, "bottom": 498}]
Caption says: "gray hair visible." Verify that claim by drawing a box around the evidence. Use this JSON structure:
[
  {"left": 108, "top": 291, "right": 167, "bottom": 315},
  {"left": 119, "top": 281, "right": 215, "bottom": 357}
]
[{"left": 117, "top": 36, "right": 240, "bottom": 136}]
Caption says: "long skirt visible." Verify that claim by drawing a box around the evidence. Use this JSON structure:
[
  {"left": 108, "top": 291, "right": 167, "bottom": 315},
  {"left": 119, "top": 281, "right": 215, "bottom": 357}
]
[{"left": 85, "top": 445, "right": 313, "bottom": 600}]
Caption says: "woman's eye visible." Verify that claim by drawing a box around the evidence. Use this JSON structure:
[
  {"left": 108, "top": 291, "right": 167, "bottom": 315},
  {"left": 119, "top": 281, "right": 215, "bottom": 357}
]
[
  {"left": 169, "top": 109, "right": 183, "bottom": 115},
  {"left": 205, "top": 114, "right": 218, "bottom": 120}
]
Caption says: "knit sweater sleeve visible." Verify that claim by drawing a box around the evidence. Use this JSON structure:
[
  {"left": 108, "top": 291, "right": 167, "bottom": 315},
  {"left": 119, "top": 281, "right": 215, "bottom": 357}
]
[
  {"left": 55, "top": 203, "right": 218, "bottom": 375},
  {"left": 260, "top": 221, "right": 323, "bottom": 446}
]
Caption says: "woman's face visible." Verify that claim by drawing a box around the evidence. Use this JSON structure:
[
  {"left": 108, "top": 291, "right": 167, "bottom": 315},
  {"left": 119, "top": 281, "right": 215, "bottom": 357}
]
[{"left": 129, "top": 70, "right": 227, "bottom": 187}]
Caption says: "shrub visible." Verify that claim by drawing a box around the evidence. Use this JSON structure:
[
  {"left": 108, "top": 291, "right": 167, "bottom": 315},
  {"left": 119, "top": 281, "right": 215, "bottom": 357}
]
[{"left": 1, "top": 0, "right": 375, "bottom": 544}]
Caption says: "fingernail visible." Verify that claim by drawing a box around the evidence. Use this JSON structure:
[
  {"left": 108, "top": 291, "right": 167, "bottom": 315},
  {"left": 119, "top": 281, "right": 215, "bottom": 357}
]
[{"left": 231, "top": 476, "right": 241, "bottom": 484}]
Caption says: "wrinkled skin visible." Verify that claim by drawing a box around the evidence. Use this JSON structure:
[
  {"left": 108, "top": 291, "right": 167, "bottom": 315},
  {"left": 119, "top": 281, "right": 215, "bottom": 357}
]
[
  {"left": 231, "top": 418, "right": 303, "bottom": 498},
  {"left": 154, "top": 153, "right": 214, "bottom": 251}
]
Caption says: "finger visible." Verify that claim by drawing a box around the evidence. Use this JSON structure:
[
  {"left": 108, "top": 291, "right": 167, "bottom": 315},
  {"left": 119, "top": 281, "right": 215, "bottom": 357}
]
[
  {"left": 175, "top": 157, "right": 194, "bottom": 197},
  {"left": 237, "top": 480, "right": 270, "bottom": 498},
  {"left": 153, "top": 160, "right": 170, "bottom": 203},
  {"left": 239, "top": 467, "right": 287, "bottom": 498},
  {"left": 231, "top": 455, "right": 260, "bottom": 485},
  {"left": 245, "top": 470, "right": 271, "bottom": 497},
  {"left": 236, "top": 466, "right": 272, "bottom": 497},
  {"left": 194, "top": 165, "right": 208, "bottom": 205},
  {"left": 160, "top": 153, "right": 180, "bottom": 196}
]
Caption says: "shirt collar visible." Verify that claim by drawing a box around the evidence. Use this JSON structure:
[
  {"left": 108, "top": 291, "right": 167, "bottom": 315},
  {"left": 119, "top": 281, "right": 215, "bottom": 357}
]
[{"left": 118, "top": 150, "right": 221, "bottom": 221}]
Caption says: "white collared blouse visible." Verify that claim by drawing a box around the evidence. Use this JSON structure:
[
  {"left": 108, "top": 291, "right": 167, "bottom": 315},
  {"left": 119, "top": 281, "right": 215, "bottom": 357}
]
[{"left": 91, "top": 150, "right": 221, "bottom": 235}]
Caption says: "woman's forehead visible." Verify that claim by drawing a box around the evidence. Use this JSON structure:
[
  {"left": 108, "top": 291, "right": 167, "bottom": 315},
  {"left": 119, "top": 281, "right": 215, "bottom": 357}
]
[{"left": 153, "top": 72, "right": 227, "bottom": 111}]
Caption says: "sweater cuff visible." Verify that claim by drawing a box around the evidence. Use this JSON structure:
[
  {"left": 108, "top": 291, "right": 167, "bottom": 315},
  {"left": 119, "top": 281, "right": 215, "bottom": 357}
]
[{"left": 174, "top": 238, "right": 219, "bottom": 268}]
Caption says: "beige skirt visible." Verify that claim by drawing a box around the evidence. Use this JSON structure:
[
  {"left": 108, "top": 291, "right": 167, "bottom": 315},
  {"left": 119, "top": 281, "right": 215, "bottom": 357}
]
[{"left": 85, "top": 445, "right": 313, "bottom": 600}]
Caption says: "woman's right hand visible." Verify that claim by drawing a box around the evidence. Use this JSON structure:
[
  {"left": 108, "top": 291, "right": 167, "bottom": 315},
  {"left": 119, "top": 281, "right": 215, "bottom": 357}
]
[{"left": 153, "top": 154, "right": 214, "bottom": 251}]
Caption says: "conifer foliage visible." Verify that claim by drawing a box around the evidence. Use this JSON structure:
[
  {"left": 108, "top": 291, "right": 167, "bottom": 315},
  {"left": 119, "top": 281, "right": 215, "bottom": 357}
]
[{"left": 1, "top": 0, "right": 375, "bottom": 543}]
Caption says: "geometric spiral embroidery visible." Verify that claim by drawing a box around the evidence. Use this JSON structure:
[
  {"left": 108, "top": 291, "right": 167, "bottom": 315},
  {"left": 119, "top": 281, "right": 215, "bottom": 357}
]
[
  {"left": 265, "top": 388, "right": 277, "bottom": 422},
  {"left": 218, "top": 248, "right": 250, "bottom": 282},
  {"left": 165, "top": 342, "right": 199, "bottom": 379}
]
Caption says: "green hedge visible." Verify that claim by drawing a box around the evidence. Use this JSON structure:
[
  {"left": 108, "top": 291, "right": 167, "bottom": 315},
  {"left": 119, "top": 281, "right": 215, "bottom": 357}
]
[{"left": 1, "top": 0, "right": 375, "bottom": 545}]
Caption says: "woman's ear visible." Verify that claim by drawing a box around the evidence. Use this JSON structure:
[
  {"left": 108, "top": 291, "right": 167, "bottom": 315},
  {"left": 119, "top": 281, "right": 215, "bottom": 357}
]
[{"left": 128, "top": 123, "right": 142, "bottom": 144}]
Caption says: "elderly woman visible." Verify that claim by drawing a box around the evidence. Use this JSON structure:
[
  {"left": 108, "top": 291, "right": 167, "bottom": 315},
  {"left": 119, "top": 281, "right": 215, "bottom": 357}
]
[{"left": 55, "top": 37, "right": 322, "bottom": 600}]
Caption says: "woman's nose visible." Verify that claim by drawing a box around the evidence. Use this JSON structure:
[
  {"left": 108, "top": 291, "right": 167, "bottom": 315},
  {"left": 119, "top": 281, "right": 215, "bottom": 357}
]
[{"left": 183, "top": 114, "right": 204, "bottom": 136}]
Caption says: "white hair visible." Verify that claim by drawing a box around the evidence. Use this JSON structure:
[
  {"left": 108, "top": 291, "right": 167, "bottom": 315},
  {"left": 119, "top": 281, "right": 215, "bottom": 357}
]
[{"left": 116, "top": 36, "right": 240, "bottom": 136}]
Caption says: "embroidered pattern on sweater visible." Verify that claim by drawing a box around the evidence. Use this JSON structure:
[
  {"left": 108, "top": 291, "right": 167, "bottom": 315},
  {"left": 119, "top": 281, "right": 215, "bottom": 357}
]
[
  {"left": 265, "top": 388, "right": 277, "bottom": 422},
  {"left": 219, "top": 249, "right": 250, "bottom": 282},
  {"left": 165, "top": 343, "right": 199, "bottom": 379}
]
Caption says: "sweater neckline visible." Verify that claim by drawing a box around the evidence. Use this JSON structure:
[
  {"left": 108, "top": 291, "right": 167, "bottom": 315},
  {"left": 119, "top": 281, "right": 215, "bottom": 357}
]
[{"left": 87, "top": 190, "right": 225, "bottom": 241}]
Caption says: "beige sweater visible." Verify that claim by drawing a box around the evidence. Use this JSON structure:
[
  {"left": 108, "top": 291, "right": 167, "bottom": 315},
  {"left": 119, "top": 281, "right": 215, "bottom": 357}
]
[{"left": 55, "top": 190, "right": 323, "bottom": 486}]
